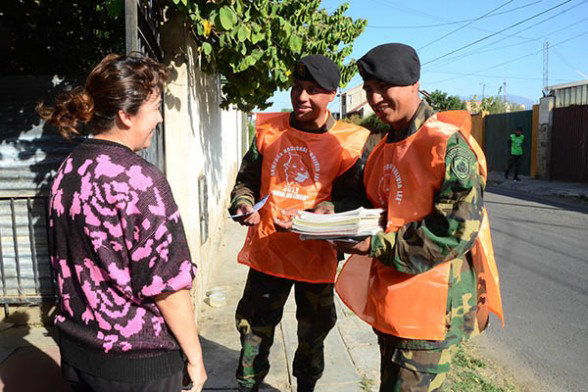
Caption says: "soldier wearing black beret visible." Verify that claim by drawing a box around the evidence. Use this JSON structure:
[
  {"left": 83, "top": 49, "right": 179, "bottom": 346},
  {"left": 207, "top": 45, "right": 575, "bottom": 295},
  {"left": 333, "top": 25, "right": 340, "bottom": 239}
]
[
  {"left": 334, "top": 43, "right": 504, "bottom": 391},
  {"left": 229, "top": 54, "right": 370, "bottom": 392}
]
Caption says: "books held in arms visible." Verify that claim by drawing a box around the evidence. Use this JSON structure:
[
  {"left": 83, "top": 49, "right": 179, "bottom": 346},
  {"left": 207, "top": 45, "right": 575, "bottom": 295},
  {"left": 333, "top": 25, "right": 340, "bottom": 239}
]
[{"left": 291, "top": 207, "right": 384, "bottom": 241}]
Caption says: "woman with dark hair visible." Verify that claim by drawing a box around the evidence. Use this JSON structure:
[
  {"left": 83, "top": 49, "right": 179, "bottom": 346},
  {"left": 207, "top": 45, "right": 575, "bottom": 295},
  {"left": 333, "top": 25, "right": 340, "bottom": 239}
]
[{"left": 38, "top": 53, "right": 207, "bottom": 392}]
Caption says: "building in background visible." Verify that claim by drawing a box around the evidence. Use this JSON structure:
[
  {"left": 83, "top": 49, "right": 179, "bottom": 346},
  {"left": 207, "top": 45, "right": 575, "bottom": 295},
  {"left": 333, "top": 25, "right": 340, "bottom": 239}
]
[
  {"left": 547, "top": 79, "right": 588, "bottom": 108},
  {"left": 340, "top": 83, "right": 374, "bottom": 119}
]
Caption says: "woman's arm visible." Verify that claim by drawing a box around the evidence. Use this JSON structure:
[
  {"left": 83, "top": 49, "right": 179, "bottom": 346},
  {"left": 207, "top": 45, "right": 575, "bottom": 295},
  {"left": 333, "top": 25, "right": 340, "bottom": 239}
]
[{"left": 155, "top": 289, "right": 207, "bottom": 392}]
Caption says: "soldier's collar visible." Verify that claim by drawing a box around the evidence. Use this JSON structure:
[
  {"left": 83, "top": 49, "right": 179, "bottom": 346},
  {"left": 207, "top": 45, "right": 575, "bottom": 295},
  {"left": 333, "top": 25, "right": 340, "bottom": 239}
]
[
  {"left": 289, "top": 112, "right": 335, "bottom": 134},
  {"left": 386, "top": 100, "right": 435, "bottom": 143}
]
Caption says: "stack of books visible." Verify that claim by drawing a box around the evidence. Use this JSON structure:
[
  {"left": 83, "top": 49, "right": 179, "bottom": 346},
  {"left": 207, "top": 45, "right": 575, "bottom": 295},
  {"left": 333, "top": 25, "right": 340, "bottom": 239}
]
[{"left": 291, "top": 207, "right": 383, "bottom": 241}]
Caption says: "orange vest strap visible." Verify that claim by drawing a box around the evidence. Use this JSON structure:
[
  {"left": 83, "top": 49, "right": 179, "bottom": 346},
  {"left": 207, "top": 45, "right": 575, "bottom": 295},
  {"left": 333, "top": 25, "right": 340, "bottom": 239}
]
[{"left": 336, "top": 255, "right": 450, "bottom": 340}]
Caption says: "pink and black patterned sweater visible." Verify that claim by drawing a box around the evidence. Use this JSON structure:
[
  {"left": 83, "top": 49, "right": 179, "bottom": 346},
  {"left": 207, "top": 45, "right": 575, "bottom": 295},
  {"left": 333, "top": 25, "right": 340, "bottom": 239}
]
[{"left": 49, "top": 139, "right": 197, "bottom": 381}]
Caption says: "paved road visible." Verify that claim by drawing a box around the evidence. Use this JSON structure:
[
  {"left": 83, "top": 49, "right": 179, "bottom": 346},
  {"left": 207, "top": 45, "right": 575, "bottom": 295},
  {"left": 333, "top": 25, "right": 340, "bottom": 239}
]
[{"left": 478, "top": 190, "right": 588, "bottom": 392}]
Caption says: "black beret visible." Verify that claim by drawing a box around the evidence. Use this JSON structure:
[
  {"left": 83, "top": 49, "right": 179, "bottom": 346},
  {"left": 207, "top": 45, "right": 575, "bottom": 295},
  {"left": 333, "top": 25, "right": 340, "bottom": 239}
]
[
  {"left": 293, "top": 55, "right": 340, "bottom": 91},
  {"left": 357, "top": 43, "right": 420, "bottom": 86}
]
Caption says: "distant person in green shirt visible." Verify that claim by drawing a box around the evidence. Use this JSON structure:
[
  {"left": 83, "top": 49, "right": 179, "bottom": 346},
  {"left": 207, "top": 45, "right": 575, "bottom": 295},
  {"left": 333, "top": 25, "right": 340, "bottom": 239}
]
[{"left": 505, "top": 127, "right": 524, "bottom": 181}]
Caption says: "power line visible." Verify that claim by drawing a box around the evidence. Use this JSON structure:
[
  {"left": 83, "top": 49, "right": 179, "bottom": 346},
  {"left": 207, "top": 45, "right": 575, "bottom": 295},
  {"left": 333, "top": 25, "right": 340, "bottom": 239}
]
[
  {"left": 425, "top": 70, "right": 568, "bottom": 82},
  {"left": 422, "top": 0, "right": 572, "bottom": 66},
  {"left": 366, "top": 0, "right": 539, "bottom": 41},
  {"left": 367, "top": 0, "right": 542, "bottom": 29},
  {"left": 422, "top": 11, "right": 588, "bottom": 71},
  {"left": 552, "top": 47, "right": 587, "bottom": 76},
  {"left": 366, "top": 0, "right": 526, "bottom": 37},
  {"left": 423, "top": 39, "right": 536, "bottom": 70},
  {"left": 425, "top": 29, "right": 588, "bottom": 85},
  {"left": 549, "top": 29, "right": 588, "bottom": 47},
  {"left": 366, "top": 0, "right": 434, "bottom": 18},
  {"left": 419, "top": 1, "right": 514, "bottom": 50}
]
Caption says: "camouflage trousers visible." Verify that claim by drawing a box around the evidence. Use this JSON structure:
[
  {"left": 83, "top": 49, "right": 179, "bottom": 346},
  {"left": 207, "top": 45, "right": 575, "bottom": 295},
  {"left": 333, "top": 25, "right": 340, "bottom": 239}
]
[
  {"left": 235, "top": 268, "right": 337, "bottom": 389},
  {"left": 377, "top": 331, "right": 458, "bottom": 392}
]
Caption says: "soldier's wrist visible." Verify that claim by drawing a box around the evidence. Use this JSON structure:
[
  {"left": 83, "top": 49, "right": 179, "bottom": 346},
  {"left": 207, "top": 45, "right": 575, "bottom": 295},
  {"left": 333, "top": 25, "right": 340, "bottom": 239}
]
[{"left": 230, "top": 197, "right": 254, "bottom": 214}]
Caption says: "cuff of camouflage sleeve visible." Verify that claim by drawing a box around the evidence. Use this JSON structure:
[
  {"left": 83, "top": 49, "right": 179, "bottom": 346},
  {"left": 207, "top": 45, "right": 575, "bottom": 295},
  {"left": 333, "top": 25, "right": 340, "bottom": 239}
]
[
  {"left": 369, "top": 231, "right": 397, "bottom": 265},
  {"left": 228, "top": 196, "right": 255, "bottom": 215}
]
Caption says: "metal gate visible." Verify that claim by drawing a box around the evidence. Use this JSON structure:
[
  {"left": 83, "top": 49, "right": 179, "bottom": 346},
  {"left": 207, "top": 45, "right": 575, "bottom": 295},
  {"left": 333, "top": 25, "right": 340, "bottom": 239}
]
[
  {"left": 0, "top": 196, "right": 55, "bottom": 307},
  {"left": 0, "top": 76, "right": 82, "bottom": 311},
  {"left": 483, "top": 110, "right": 533, "bottom": 175},
  {"left": 0, "top": 2, "right": 166, "bottom": 312},
  {"left": 125, "top": 0, "right": 166, "bottom": 173},
  {"left": 551, "top": 105, "right": 588, "bottom": 183}
]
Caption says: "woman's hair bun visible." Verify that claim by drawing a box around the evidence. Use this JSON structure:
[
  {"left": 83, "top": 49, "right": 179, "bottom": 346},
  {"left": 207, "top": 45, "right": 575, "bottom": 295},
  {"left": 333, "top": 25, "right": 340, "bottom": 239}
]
[{"left": 37, "top": 86, "right": 94, "bottom": 139}]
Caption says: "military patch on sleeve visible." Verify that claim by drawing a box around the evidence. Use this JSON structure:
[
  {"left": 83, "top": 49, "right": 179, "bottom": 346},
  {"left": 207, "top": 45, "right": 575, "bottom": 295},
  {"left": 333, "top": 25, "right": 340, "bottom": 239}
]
[{"left": 447, "top": 145, "right": 474, "bottom": 182}]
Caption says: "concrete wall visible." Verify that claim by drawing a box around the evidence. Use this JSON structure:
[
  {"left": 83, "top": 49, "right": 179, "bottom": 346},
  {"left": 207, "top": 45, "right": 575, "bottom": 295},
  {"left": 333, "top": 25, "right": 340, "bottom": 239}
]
[
  {"left": 161, "top": 9, "right": 243, "bottom": 313},
  {"left": 536, "top": 96, "right": 554, "bottom": 179},
  {"left": 530, "top": 104, "right": 539, "bottom": 177}
]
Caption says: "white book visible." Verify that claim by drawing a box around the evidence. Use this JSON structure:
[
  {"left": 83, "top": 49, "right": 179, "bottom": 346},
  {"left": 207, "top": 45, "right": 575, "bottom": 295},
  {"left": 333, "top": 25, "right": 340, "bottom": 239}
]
[{"left": 291, "top": 207, "right": 383, "bottom": 240}]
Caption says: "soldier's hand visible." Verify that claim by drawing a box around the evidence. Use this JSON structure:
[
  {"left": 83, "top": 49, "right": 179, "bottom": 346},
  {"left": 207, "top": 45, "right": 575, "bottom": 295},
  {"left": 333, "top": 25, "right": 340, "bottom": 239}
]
[
  {"left": 379, "top": 210, "right": 387, "bottom": 229},
  {"left": 312, "top": 204, "right": 334, "bottom": 215},
  {"left": 273, "top": 208, "right": 298, "bottom": 232},
  {"left": 233, "top": 204, "right": 260, "bottom": 226},
  {"left": 332, "top": 236, "right": 371, "bottom": 256}
]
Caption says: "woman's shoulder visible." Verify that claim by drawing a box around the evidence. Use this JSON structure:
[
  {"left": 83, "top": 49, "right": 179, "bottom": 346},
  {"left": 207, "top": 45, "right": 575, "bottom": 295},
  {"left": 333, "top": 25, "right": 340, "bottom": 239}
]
[
  {"left": 73, "top": 140, "right": 165, "bottom": 179},
  {"left": 64, "top": 140, "right": 172, "bottom": 203}
]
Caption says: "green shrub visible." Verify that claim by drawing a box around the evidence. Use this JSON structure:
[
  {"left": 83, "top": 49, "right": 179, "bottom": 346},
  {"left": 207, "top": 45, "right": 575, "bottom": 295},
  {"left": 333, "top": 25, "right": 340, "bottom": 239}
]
[{"left": 360, "top": 114, "right": 388, "bottom": 134}]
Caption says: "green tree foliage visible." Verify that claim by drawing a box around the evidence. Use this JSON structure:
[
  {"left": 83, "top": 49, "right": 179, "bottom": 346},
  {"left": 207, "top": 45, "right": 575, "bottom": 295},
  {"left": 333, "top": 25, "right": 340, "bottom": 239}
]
[
  {"left": 424, "top": 90, "right": 466, "bottom": 111},
  {"left": 172, "top": 0, "right": 367, "bottom": 111},
  {"left": 509, "top": 103, "right": 526, "bottom": 112},
  {"left": 468, "top": 86, "right": 525, "bottom": 114},
  {"left": 359, "top": 114, "right": 388, "bottom": 134},
  {"left": 0, "top": 1, "right": 124, "bottom": 75},
  {"left": 469, "top": 95, "right": 508, "bottom": 114}
]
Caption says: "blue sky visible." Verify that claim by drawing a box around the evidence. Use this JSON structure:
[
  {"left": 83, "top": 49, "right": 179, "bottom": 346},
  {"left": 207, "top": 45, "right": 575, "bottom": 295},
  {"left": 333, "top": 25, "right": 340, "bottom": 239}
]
[{"left": 265, "top": 0, "right": 588, "bottom": 111}]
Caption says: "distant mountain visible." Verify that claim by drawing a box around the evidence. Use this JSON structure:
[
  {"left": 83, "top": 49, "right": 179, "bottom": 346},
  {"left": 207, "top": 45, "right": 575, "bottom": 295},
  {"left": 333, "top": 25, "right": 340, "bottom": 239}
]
[
  {"left": 460, "top": 94, "right": 537, "bottom": 109},
  {"left": 505, "top": 94, "right": 537, "bottom": 108}
]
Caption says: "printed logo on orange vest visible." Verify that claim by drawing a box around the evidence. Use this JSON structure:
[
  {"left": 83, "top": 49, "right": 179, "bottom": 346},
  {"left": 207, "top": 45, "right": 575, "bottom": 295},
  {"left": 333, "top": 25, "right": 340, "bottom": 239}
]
[
  {"left": 378, "top": 163, "right": 404, "bottom": 207},
  {"left": 270, "top": 146, "right": 321, "bottom": 201},
  {"left": 284, "top": 152, "right": 310, "bottom": 184}
]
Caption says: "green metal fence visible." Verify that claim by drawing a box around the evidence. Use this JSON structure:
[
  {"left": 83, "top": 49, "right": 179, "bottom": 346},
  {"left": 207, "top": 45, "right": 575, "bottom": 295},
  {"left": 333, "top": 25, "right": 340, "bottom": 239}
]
[{"left": 483, "top": 110, "right": 533, "bottom": 175}]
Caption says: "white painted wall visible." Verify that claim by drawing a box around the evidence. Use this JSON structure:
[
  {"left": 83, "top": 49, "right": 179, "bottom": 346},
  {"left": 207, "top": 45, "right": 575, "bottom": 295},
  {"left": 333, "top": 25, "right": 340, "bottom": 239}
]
[
  {"left": 342, "top": 83, "right": 374, "bottom": 118},
  {"left": 162, "top": 10, "right": 244, "bottom": 310}
]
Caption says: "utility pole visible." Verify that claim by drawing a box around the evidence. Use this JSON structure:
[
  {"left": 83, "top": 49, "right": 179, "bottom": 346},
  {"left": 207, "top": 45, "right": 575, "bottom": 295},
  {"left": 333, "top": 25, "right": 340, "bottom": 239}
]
[{"left": 543, "top": 41, "right": 549, "bottom": 95}]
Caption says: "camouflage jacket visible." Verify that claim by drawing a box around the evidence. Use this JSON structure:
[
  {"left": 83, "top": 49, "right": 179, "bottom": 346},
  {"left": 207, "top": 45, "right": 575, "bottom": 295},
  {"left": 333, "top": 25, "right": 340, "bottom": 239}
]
[
  {"left": 360, "top": 101, "right": 484, "bottom": 349},
  {"left": 229, "top": 113, "right": 370, "bottom": 214}
]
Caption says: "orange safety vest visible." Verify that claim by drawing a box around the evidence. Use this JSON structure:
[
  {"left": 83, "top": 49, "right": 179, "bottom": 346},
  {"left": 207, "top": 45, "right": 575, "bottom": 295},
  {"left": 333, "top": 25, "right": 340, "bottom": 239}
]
[
  {"left": 238, "top": 112, "right": 370, "bottom": 283},
  {"left": 336, "top": 111, "right": 504, "bottom": 340}
]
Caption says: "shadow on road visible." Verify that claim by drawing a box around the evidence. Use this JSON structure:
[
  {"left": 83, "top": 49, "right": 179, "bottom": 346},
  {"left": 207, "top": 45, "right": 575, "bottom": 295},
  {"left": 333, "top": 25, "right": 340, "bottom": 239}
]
[
  {"left": 486, "top": 186, "right": 588, "bottom": 214},
  {"left": 200, "top": 336, "right": 282, "bottom": 391},
  {"left": 0, "top": 313, "right": 69, "bottom": 392}
]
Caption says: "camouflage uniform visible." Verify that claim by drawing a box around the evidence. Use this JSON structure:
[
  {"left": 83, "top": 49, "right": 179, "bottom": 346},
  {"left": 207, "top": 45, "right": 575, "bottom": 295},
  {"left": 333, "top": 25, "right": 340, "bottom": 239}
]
[
  {"left": 235, "top": 269, "right": 336, "bottom": 391},
  {"left": 230, "top": 114, "right": 364, "bottom": 391},
  {"left": 349, "top": 102, "right": 485, "bottom": 391}
]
